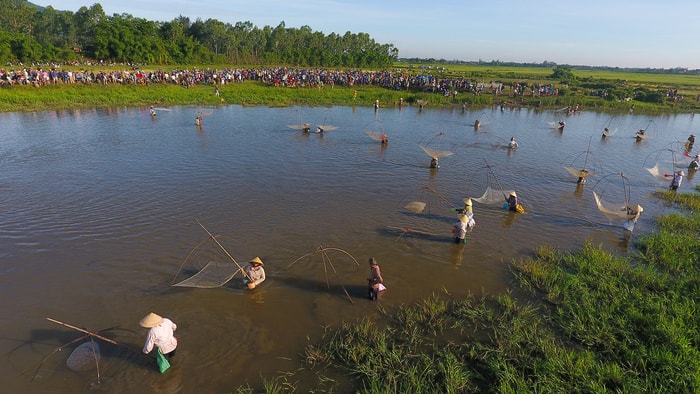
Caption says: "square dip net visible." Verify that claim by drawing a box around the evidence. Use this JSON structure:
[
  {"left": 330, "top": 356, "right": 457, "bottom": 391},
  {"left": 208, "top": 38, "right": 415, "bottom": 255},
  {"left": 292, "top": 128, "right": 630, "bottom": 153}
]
[{"left": 171, "top": 235, "right": 242, "bottom": 288}]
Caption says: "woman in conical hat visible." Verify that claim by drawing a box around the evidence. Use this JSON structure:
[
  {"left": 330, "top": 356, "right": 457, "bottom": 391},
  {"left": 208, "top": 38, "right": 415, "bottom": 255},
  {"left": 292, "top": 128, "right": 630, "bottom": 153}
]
[
  {"left": 140, "top": 312, "right": 164, "bottom": 328},
  {"left": 140, "top": 312, "right": 178, "bottom": 359},
  {"left": 453, "top": 214, "right": 469, "bottom": 244},
  {"left": 242, "top": 257, "right": 266, "bottom": 289},
  {"left": 506, "top": 191, "right": 520, "bottom": 212},
  {"left": 463, "top": 198, "right": 473, "bottom": 214}
]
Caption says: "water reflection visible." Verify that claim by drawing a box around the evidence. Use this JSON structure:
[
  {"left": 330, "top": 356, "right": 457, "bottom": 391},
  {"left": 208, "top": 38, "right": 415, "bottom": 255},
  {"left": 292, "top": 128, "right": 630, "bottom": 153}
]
[{"left": 2, "top": 105, "right": 699, "bottom": 392}]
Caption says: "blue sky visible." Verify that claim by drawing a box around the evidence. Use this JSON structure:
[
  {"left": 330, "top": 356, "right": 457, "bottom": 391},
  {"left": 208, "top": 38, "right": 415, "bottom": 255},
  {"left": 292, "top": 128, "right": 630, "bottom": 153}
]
[{"left": 33, "top": 0, "right": 699, "bottom": 69}]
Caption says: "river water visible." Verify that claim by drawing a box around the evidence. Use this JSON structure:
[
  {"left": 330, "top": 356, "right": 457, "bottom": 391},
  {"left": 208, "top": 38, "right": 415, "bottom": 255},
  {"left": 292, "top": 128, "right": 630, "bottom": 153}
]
[{"left": 1, "top": 104, "right": 698, "bottom": 392}]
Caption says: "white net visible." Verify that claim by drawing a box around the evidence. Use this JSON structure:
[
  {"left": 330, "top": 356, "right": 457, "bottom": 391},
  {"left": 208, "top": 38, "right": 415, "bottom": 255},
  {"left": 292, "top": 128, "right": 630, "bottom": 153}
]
[
  {"left": 472, "top": 186, "right": 513, "bottom": 205},
  {"left": 592, "top": 191, "right": 635, "bottom": 221},
  {"left": 404, "top": 201, "right": 427, "bottom": 213},
  {"left": 316, "top": 125, "right": 338, "bottom": 131},
  {"left": 66, "top": 340, "right": 100, "bottom": 372},
  {"left": 645, "top": 163, "right": 672, "bottom": 182},
  {"left": 420, "top": 146, "right": 454, "bottom": 159},
  {"left": 367, "top": 131, "right": 383, "bottom": 142},
  {"left": 564, "top": 167, "right": 593, "bottom": 179},
  {"left": 172, "top": 235, "right": 242, "bottom": 288},
  {"left": 172, "top": 260, "right": 240, "bottom": 288}
]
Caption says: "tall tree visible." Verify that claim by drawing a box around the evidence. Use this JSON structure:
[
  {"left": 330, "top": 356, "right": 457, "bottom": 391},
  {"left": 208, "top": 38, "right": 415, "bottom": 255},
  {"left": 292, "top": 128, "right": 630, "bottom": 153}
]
[
  {"left": 74, "top": 4, "right": 105, "bottom": 54},
  {"left": 0, "top": 0, "right": 36, "bottom": 34}
]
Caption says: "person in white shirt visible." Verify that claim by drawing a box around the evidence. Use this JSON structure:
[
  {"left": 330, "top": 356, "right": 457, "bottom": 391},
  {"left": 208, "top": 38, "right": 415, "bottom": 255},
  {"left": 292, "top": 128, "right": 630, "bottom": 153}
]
[
  {"left": 140, "top": 312, "right": 178, "bottom": 358},
  {"left": 508, "top": 137, "right": 519, "bottom": 149},
  {"left": 242, "top": 256, "right": 266, "bottom": 289}
]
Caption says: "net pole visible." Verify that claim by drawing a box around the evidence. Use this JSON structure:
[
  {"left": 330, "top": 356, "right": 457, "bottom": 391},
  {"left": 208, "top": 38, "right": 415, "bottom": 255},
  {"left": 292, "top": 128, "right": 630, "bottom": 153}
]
[
  {"left": 195, "top": 219, "right": 251, "bottom": 282},
  {"left": 483, "top": 159, "right": 507, "bottom": 200}
]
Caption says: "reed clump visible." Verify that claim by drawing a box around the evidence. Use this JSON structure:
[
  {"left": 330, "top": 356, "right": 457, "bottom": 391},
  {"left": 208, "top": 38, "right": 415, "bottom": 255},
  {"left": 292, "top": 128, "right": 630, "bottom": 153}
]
[{"left": 242, "top": 189, "right": 700, "bottom": 392}]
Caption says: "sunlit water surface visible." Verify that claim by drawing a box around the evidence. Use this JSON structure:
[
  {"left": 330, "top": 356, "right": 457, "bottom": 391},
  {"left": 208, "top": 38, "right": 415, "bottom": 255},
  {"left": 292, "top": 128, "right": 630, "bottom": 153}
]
[{"left": 1, "top": 104, "right": 698, "bottom": 392}]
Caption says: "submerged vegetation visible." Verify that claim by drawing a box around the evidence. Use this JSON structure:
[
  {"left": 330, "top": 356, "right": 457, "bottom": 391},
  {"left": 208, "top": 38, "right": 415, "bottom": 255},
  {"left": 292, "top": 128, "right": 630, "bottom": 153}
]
[{"left": 237, "top": 187, "right": 700, "bottom": 392}]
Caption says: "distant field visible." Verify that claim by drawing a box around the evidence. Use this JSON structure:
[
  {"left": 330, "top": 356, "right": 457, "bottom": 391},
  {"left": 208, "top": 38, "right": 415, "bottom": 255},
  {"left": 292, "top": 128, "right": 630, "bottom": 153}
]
[
  {"left": 395, "top": 62, "right": 700, "bottom": 87},
  {"left": 392, "top": 62, "right": 700, "bottom": 111}
]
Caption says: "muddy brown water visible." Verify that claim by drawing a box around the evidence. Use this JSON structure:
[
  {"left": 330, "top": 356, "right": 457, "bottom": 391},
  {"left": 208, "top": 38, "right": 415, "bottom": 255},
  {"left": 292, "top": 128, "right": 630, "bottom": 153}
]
[{"left": 1, "top": 105, "right": 698, "bottom": 392}]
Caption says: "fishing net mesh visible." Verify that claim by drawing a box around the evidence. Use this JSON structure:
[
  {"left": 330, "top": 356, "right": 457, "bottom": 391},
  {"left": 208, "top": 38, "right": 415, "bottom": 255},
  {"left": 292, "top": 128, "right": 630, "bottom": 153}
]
[
  {"left": 420, "top": 146, "right": 454, "bottom": 159},
  {"left": 367, "top": 131, "right": 383, "bottom": 142},
  {"left": 592, "top": 191, "right": 635, "bottom": 221},
  {"left": 472, "top": 186, "right": 514, "bottom": 205},
  {"left": 564, "top": 167, "right": 593, "bottom": 178},
  {"left": 404, "top": 201, "right": 427, "bottom": 213},
  {"left": 172, "top": 236, "right": 241, "bottom": 288},
  {"left": 646, "top": 163, "right": 672, "bottom": 182}
]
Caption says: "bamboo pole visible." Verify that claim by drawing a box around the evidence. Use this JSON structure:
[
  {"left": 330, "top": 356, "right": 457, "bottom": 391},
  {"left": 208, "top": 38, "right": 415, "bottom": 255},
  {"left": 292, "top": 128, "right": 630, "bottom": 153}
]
[
  {"left": 195, "top": 219, "right": 251, "bottom": 282},
  {"left": 320, "top": 245, "right": 354, "bottom": 304},
  {"left": 45, "top": 317, "right": 117, "bottom": 344},
  {"left": 386, "top": 225, "right": 438, "bottom": 236},
  {"left": 483, "top": 158, "right": 508, "bottom": 201}
]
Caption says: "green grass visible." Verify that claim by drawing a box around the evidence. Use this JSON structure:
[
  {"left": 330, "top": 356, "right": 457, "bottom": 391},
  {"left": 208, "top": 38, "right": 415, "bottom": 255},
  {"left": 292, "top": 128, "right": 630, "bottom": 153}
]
[{"left": 239, "top": 189, "right": 700, "bottom": 392}]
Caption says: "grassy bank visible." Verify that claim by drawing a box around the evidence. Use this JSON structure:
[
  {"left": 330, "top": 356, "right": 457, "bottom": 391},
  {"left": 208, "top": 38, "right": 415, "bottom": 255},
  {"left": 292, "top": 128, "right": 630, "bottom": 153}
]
[
  {"left": 2, "top": 63, "right": 700, "bottom": 113},
  {"left": 0, "top": 80, "right": 690, "bottom": 114},
  {"left": 238, "top": 187, "right": 700, "bottom": 392}
]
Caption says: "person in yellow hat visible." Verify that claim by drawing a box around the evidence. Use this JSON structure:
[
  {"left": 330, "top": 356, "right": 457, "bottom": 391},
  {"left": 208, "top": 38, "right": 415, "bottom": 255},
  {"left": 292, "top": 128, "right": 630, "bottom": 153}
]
[
  {"left": 241, "top": 257, "right": 266, "bottom": 289},
  {"left": 140, "top": 312, "right": 178, "bottom": 358},
  {"left": 453, "top": 198, "right": 476, "bottom": 244}
]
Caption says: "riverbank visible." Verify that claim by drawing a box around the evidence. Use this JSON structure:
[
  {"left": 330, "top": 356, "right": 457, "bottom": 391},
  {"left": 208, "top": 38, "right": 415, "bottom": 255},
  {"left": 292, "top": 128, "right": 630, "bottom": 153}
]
[
  {"left": 1, "top": 75, "right": 698, "bottom": 114},
  {"left": 238, "top": 187, "right": 700, "bottom": 392}
]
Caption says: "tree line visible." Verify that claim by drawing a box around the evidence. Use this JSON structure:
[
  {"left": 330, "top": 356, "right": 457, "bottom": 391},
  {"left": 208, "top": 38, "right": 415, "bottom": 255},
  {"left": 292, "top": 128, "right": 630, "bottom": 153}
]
[{"left": 0, "top": 1, "right": 398, "bottom": 68}]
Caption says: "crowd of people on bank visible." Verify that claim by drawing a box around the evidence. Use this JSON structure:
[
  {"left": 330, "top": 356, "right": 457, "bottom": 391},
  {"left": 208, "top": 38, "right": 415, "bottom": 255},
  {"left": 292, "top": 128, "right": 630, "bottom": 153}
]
[{"left": 0, "top": 65, "right": 563, "bottom": 99}]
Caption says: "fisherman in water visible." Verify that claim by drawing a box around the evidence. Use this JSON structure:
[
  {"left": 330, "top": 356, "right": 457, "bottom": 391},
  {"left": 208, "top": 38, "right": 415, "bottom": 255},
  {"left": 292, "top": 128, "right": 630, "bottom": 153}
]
[
  {"left": 624, "top": 204, "right": 643, "bottom": 233},
  {"left": 452, "top": 199, "right": 475, "bottom": 244},
  {"left": 508, "top": 137, "right": 519, "bottom": 149},
  {"left": 140, "top": 312, "right": 178, "bottom": 359},
  {"left": 669, "top": 170, "right": 684, "bottom": 191},
  {"left": 242, "top": 257, "right": 266, "bottom": 289},
  {"left": 367, "top": 257, "right": 385, "bottom": 301},
  {"left": 506, "top": 191, "right": 521, "bottom": 212},
  {"left": 577, "top": 169, "right": 589, "bottom": 184}
]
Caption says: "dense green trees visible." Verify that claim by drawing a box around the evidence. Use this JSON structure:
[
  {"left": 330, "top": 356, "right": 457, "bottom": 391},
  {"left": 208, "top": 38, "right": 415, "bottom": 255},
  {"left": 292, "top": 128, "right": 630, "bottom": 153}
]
[{"left": 0, "top": 0, "right": 397, "bottom": 67}]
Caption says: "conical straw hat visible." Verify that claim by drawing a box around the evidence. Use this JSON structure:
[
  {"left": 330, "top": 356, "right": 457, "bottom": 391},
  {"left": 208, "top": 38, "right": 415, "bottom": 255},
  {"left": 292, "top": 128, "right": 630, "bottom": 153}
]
[{"left": 139, "top": 312, "right": 164, "bottom": 328}]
